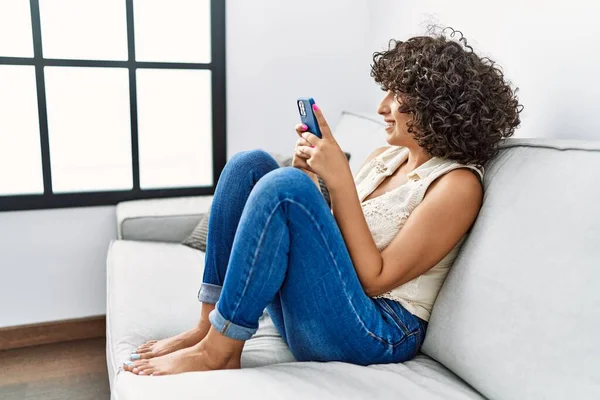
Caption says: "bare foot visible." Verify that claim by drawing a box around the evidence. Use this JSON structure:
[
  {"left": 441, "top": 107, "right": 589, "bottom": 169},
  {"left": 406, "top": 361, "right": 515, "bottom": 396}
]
[
  {"left": 125, "top": 328, "right": 244, "bottom": 376},
  {"left": 132, "top": 324, "right": 209, "bottom": 360},
  {"left": 132, "top": 304, "right": 216, "bottom": 361}
]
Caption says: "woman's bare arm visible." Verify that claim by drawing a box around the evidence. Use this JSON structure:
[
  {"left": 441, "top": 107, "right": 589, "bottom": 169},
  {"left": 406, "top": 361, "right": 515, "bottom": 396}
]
[
  {"left": 327, "top": 171, "right": 386, "bottom": 290},
  {"left": 329, "top": 166, "right": 482, "bottom": 296}
]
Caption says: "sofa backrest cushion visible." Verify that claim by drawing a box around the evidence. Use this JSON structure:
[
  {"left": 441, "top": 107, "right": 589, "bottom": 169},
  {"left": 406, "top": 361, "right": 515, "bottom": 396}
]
[{"left": 421, "top": 139, "right": 600, "bottom": 400}]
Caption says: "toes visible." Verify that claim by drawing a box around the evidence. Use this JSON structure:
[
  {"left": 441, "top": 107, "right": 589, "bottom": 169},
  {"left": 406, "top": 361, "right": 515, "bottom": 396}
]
[
  {"left": 128, "top": 349, "right": 155, "bottom": 362},
  {"left": 138, "top": 342, "right": 155, "bottom": 349},
  {"left": 137, "top": 362, "right": 153, "bottom": 371},
  {"left": 139, "top": 352, "right": 155, "bottom": 360},
  {"left": 131, "top": 360, "right": 149, "bottom": 373},
  {"left": 135, "top": 359, "right": 150, "bottom": 367},
  {"left": 137, "top": 364, "right": 155, "bottom": 376},
  {"left": 132, "top": 365, "right": 147, "bottom": 374},
  {"left": 136, "top": 341, "right": 156, "bottom": 351},
  {"left": 136, "top": 347, "right": 152, "bottom": 355},
  {"left": 123, "top": 361, "right": 134, "bottom": 371}
]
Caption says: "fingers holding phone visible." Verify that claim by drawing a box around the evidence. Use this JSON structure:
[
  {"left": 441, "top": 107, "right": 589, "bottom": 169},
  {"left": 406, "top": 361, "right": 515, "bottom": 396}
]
[
  {"left": 294, "top": 98, "right": 351, "bottom": 190},
  {"left": 292, "top": 124, "right": 316, "bottom": 174}
]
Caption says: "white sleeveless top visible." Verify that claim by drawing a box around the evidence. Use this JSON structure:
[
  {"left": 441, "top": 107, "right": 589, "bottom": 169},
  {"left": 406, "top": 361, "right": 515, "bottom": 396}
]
[{"left": 354, "top": 146, "right": 484, "bottom": 321}]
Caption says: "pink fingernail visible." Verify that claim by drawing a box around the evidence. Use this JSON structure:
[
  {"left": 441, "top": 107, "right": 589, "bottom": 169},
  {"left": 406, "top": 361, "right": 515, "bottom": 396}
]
[
  {"left": 301, "top": 124, "right": 308, "bottom": 130},
  {"left": 310, "top": 145, "right": 314, "bottom": 148},
  {"left": 312, "top": 104, "right": 319, "bottom": 111}
]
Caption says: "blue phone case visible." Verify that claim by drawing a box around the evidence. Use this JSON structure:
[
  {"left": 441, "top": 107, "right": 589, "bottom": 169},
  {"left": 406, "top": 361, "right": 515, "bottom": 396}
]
[{"left": 297, "top": 97, "right": 322, "bottom": 138}]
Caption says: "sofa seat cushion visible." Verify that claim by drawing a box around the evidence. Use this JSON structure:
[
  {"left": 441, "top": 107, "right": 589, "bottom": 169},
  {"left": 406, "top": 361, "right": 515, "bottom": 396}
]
[
  {"left": 114, "top": 353, "right": 484, "bottom": 400},
  {"left": 107, "top": 240, "right": 484, "bottom": 400}
]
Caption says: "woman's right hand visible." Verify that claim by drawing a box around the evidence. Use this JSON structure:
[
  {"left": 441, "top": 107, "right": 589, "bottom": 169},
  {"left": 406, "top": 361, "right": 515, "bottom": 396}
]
[{"left": 292, "top": 123, "right": 317, "bottom": 177}]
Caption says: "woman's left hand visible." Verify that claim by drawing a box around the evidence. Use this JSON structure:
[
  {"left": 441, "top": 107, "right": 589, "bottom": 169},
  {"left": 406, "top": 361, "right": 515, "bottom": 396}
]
[{"left": 295, "top": 103, "right": 352, "bottom": 191}]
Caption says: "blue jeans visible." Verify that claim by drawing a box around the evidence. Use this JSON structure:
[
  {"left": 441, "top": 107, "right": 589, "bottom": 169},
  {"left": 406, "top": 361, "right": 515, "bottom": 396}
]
[{"left": 198, "top": 149, "right": 427, "bottom": 365}]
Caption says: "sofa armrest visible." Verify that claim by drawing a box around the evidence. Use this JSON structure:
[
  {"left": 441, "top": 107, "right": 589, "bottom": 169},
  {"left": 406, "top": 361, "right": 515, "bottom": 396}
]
[
  {"left": 115, "top": 195, "right": 214, "bottom": 243},
  {"left": 106, "top": 240, "right": 206, "bottom": 387}
]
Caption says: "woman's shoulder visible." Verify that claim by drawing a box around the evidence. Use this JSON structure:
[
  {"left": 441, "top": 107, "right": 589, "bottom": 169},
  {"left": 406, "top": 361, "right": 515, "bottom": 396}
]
[{"left": 424, "top": 166, "right": 484, "bottom": 214}]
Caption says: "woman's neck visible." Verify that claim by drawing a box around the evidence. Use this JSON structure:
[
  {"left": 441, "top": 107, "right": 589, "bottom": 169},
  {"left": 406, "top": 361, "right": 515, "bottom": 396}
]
[{"left": 405, "top": 145, "right": 433, "bottom": 172}]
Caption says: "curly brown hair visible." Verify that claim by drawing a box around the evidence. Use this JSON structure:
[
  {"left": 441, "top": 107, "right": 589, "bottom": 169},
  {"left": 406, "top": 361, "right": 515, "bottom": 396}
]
[{"left": 371, "top": 27, "right": 523, "bottom": 166}]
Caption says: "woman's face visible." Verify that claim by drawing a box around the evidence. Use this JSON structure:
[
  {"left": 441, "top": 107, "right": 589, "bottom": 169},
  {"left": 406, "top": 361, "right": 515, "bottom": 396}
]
[{"left": 377, "top": 90, "right": 414, "bottom": 146}]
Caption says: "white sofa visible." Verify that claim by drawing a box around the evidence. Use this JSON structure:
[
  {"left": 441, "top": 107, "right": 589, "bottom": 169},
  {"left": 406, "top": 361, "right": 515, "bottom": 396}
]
[{"left": 106, "top": 113, "right": 600, "bottom": 399}]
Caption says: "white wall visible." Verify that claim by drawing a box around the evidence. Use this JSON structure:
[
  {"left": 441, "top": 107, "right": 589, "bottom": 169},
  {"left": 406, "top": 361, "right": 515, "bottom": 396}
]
[
  {"left": 0, "top": 0, "right": 372, "bottom": 328},
  {"left": 0, "top": 206, "right": 115, "bottom": 327},
  {"left": 226, "top": 0, "right": 373, "bottom": 156},
  {"left": 365, "top": 0, "right": 600, "bottom": 140}
]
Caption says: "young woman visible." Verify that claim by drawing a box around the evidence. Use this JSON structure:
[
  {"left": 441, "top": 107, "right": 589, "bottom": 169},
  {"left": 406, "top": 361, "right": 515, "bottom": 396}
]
[{"left": 124, "top": 28, "right": 522, "bottom": 376}]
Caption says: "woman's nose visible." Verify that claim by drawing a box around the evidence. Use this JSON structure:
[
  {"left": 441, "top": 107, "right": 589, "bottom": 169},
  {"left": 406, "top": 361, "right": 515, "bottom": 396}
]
[
  {"left": 378, "top": 91, "right": 393, "bottom": 115},
  {"left": 377, "top": 102, "right": 389, "bottom": 115}
]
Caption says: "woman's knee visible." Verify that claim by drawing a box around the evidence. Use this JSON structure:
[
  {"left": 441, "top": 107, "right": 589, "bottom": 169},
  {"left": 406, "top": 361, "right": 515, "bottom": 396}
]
[
  {"left": 227, "top": 149, "right": 279, "bottom": 174},
  {"left": 254, "top": 167, "right": 318, "bottom": 197}
]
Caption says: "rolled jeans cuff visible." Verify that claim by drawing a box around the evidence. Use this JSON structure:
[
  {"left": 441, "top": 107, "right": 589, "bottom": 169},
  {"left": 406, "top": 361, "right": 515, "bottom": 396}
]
[
  {"left": 198, "top": 283, "right": 222, "bottom": 304},
  {"left": 209, "top": 303, "right": 257, "bottom": 341}
]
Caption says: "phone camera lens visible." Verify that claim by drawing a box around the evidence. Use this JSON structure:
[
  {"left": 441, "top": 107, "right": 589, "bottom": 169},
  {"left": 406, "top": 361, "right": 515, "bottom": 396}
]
[{"left": 298, "top": 101, "right": 306, "bottom": 116}]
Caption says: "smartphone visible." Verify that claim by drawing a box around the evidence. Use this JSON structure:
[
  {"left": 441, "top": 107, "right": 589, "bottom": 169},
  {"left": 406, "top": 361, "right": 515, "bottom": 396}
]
[{"left": 297, "top": 97, "right": 322, "bottom": 138}]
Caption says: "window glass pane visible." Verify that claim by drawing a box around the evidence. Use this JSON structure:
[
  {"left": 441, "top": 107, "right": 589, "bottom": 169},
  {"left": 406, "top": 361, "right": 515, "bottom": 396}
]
[
  {"left": 0, "top": 66, "right": 43, "bottom": 195},
  {"left": 133, "top": 0, "right": 211, "bottom": 63},
  {"left": 136, "top": 69, "right": 212, "bottom": 189},
  {"left": 0, "top": 1, "right": 34, "bottom": 57},
  {"left": 44, "top": 67, "right": 132, "bottom": 193},
  {"left": 39, "top": 0, "right": 128, "bottom": 60}
]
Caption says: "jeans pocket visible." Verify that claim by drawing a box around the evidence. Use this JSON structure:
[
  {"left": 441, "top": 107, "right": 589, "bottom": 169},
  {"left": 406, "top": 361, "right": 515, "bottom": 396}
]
[{"left": 375, "top": 298, "right": 413, "bottom": 337}]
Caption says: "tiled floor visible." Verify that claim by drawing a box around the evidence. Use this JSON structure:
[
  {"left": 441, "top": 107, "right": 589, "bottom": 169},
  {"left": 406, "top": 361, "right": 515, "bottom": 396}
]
[{"left": 0, "top": 338, "right": 110, "bottom": 400}]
